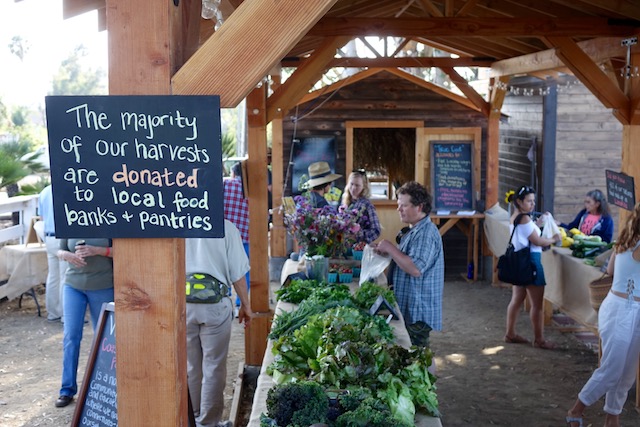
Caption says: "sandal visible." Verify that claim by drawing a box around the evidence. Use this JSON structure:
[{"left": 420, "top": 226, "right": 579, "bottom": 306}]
[
  {"left": 565, "top": 415, "right": 583, "bottom": 427},
  {"left": 533, "top": 340, "right": 556, "bottom": 350},
  {"left": 504, "top": 335, "right": 530, "bottom": 344}
]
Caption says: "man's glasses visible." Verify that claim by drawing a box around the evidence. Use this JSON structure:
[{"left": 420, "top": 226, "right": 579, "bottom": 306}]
[{"left": 396, "top": 226, "right": 410, "bottom": 244}]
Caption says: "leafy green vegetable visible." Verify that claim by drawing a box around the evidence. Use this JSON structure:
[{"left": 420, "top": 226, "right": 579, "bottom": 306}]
[
  {"left": 352, "top": 281, "right": 396, "bottom": 309},
  {"left": 275, "top": 279, "right": 319, "bottom": 304},
  {"left": 335, "top": 396, "right": 413, "bottom": 427},
  {"left": 264, "top": 381, "right": 329, "bottom": 427}
]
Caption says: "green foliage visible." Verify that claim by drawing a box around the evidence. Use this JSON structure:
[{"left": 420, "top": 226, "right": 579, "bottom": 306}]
[
  {"left": 50, "top": 45, "right": 106, "bottom": 96},
  {"left": 352, "top": 281, "right": 396, "bottom": 309},
  {"left": 265, "top": 381, "right": 329, "bottom": 427},
  {"left": 221, "top": 132, "right": 236, "bottom": 158},
  {"left": 335, "top": 396, "right": 412, "bottom": 427},
  {"left": 0, "top": 140, "right": 33, "bottom": 191},
  {"left": 17, "top": 176, "right": 49, "bottom": 196}
]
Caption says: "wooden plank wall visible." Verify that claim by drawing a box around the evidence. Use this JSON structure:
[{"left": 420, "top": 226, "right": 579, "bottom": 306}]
[
  {"left": 500, "top": 79, "right": 622, "bottom": 235},
  {"left": 554, "top": 82, "right": 621, "bottom": 232}
]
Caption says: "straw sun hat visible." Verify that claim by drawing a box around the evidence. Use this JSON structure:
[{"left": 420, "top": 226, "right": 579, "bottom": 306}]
[{"left": 304, "top": 161, "right": 341, "bottom": 188}]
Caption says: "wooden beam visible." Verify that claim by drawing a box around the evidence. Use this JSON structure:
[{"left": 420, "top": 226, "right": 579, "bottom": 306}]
[
  {"left": 384, "top": 67, "right": 482, "bottom": 111},
  {"left": 491, "top": 37, "right": 636, "bottom": 77},
  {"left": 620, "top": 126, "right": 640, "bottom": 227},
  {"left": 106, "top": 0, "right": 193, "bottom": 425},
  {"left": 456, "top": 0, "right": 479, "bottom": 17},
  {"left": 440, "top": 66, "right": 490, "bottom": 116},
  {"left": 266, "top": 36, "right": 351, "bottom": 123},
  {"left": 418, "top": 0, "right": 444, "bottom": 17},
  {"left": 579, "top": 0, "right": 640, "bottom": 21},
  {"left": 281, "top": 56, "right": 495, "bottom": 68},
  {"left": 546, "top": 36, "right": 630, "bottom": 122},
  {"left": 295, "top": 68, "right": 383, "bottom": 107},
  {"left": 246, "top": 85, "right": 271, "bottom": 365},
  {"left": 172, "top": 0, "right": 339, "bottom": 107},
  {"left": 486, "top": 76, "right": 510, "bottom": 209},
  {"left": 308, "top": 17, "right": 639, "bottom": 38}
]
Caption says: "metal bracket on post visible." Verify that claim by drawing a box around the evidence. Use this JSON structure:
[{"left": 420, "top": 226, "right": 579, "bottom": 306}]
[{"left": 621, "top": 36, "right": 638, "bottom": 79}]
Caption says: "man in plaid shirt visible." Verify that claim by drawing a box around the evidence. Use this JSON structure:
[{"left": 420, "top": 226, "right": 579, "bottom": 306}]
[{"left": 223, "top": 162, "right": 250, "bottom": 311}]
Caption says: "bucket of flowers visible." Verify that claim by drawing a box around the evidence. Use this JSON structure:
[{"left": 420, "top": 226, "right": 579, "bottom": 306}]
[{"left": 284, "top": 195, "right": 362, "bottom": 260}]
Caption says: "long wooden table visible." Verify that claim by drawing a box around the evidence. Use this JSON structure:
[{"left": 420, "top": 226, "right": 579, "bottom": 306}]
[
  {"left": 251, "top": 261, "right": 443, "bottom": 427},
  {"left": 430, "top": 213, "right": 484, "bottom": 281}
]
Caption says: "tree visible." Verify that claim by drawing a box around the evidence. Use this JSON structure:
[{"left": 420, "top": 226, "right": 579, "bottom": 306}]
[
  {"left": 8, "top": 35, "right": 29, "bottom": 62},
  {"left": 50, "top": 45, "right": 106, "bottom": 96}
]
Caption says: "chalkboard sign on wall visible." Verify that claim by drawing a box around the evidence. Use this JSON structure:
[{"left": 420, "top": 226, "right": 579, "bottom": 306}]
[
  {"left": 430, "top": 141, "right": 474, "bottom": 210},
  {"left": 606, "top": 169, "right": 636, "bottom": 211},
  {"left": 72, "top": 303, "right": 117, "bottom": 427},
  {"left": 44, "top": 95, "right": 224, "bottom": 238}
]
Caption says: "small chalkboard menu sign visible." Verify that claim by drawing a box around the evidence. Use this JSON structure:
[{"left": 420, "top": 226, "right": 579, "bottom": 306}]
[
  {"left": 430, "top": 141, "right": 474, "bottom": 210},
  {"left": 606, "top": 170, "right": 636, "bottom": 211},
  {"left": 44, "top": 95, "right": 224, "bottom": 238},
  {"left": 72, "top": 303, "right": 116, "bottom": 427}
]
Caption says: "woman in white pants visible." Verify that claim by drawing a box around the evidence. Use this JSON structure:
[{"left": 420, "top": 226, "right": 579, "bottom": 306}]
[{"left": 566, "top": 203, "right": 640, "bottom": 427}]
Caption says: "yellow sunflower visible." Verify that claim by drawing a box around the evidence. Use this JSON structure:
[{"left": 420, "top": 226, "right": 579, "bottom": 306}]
[{"left": 504, "top": 190, "right": 515, "bottom": 204}]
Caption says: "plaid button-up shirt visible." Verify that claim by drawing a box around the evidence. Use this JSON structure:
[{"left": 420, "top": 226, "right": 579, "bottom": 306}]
[{"left": 223, "top": 178, "right": 249, "bottom": 243}]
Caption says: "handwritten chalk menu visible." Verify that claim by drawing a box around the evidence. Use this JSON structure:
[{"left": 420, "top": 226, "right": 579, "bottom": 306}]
[
  {"left": 45, "top": 96, "right": 223, "bottom": 238},
  {"left": 606, "top": 169, "right": 636, "bottom": 211},
  {"left": 430, "top": 141, "right": 474, "bottom": 210},
  {"left": 72, "top": 303, "right": 116, "bottom": 427}
]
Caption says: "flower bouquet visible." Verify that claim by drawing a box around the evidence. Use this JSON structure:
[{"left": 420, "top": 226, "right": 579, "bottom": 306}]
[{"left": 284, "top": 195, "right": 362, "bottom": 259}]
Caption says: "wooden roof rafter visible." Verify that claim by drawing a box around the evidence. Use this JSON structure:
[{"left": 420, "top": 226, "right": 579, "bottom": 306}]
[
  {"left": 440, "top": 66, "right": 490, "bottom": 115},
  {"left": 266, "top": 36, "right": 352, "bottom": 123},
  {"left": 546, "top": 36, "right": 630, "bottom": 124}
]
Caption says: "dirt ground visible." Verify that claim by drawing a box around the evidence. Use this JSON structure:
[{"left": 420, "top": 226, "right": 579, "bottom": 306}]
[{"left": 1, "top": 279, "right": 640, "bottom": 427}]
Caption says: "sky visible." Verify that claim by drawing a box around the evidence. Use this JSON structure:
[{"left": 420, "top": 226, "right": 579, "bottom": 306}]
[{"left": 0, "top": 0, "right": 108, "bottom": 109}]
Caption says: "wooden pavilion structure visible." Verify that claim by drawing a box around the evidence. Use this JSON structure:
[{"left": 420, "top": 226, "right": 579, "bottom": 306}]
[{"left": 61, "top": 0, "right": 640, "bottom": 424}]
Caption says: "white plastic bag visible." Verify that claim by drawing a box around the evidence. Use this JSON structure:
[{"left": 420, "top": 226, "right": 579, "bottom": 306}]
[
  {"left": 359, "top": 245, "right": 391, "bottom": 285},
  {"left": 540, "top": 213, "right": 560, "bottom": 239}
]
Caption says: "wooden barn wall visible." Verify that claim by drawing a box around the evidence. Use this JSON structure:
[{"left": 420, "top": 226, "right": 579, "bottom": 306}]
[
  {"left": 499, "top": 94, "right": 543, "bottom": 211},
  {"left": 280, "top": 71, "right": 487, "bottom": 278},
  {"left": 554, "top": 83, "right": 621, "bottom": 233},
  {"left": 498, "top": 81, "right": 622, "bottom": 236}
]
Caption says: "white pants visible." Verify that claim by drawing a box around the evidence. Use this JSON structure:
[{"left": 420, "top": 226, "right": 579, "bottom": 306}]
[
  {"left": 44, "top": 235, "right": 67, "bottom": 320},
  {"left": 186, "top": 298, "right": 233, "bottom": 427},
  {"left": 578, "top": 293, "right": 640, "bottom": 415}
]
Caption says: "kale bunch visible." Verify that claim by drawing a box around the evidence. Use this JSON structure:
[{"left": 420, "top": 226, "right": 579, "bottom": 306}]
[{"left": 264, "top": 381, "right": 329, "bottom": 427}]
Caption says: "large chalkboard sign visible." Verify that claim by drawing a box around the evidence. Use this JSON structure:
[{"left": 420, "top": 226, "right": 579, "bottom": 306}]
[
  {"left": 430, "top": 141, "right": 474, "bottom": 210},
  {"left": 606, "top": 169, "right": 636, "bottom": 211},
  {"left": 45, "top": 95, "right": 224, "bottom": 238},
  {"left": 72, "top": 303, "right": 117, "bottom": 427}
]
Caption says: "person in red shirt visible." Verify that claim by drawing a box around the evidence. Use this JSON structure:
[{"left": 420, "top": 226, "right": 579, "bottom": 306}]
[
  {"left": 558, "top": 189, "right": 614, "bottom": 243},
  {"left": 223, "top": 162, "right": 250, "bottom": 312}
]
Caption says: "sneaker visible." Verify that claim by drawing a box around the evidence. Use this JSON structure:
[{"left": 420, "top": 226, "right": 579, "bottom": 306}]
[
  {"left": 233, "top": 306, "right": 240, "bottom": 318},
  {"left": 47, "top": 317, "right": 61, "bottom": 322},
  {"left": 216, "top": 421, "right": 233, "bottom": 427}
]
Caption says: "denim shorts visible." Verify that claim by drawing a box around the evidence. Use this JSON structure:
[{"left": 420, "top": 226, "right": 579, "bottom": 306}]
[{"left": 530, "top": 252, "right": 546, "bottom": 286}]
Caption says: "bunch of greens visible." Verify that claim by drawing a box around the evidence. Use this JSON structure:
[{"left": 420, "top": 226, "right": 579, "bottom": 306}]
[
  {"left": 335, "top": 387, "right": 413, "bottom": 427},
  {"left": 262, "top": 381, "right": 328, "bottom": 427},
  {"left": 267, "top": 306, "right": 394, "bottom": 384},
  {"left": 275, "top": 279, "right": 319, "bottom": 304},
  {"left": 268, "top": 284, "right": 353, "bottom": 340},
  {"left": 352, "top": 281, "right": 396, "bottom": 309}
]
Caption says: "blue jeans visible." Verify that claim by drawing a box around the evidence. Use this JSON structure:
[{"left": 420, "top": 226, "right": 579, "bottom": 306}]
[
  {"left": 60, "top": 284, "right": 114, "bottom": 397},
  {"left": 235, "top": 242, "right": 250, "bottom": 306}
]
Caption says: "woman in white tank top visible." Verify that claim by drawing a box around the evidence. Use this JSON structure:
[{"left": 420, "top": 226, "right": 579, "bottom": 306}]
[{"left": 566, "top": 203, "right": 640, "bottom": 427}]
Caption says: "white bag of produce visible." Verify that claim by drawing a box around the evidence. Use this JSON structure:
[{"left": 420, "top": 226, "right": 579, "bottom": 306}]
[{"left": 359, "top": 244, "right": 391, "bottom": 285}]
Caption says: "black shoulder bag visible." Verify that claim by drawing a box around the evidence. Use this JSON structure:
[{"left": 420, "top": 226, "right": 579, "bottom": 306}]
[{"left": 497, "top": 214, "right": 537, "bottom": 286}]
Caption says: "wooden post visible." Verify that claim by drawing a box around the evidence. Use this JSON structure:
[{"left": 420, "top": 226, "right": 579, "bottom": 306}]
[
  {"left": 269, "top": 71, "right": 288, "bottom": 258},
  {"left": 620, "top": 125, "right": 640, "bottom": 225},
  {"left": 246, "top": 84, "right": 273, "bottom": 365},
  {"left": 106, "top": 0, "right": 193, "bottom": 425}
]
